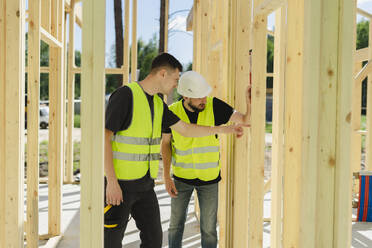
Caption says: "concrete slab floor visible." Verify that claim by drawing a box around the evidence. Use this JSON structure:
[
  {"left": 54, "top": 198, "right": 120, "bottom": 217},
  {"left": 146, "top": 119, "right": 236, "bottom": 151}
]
[{"left": 29, "top": 183, "right": 372, "bottom": 248}]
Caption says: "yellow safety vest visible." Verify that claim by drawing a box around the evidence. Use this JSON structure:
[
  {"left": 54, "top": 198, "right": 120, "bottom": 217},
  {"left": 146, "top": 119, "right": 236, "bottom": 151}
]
[
  {"left": 169, "top": 97, "right": 220, "bottom": 181},
  {"left": 111, "top": 82, "right": 163, "bottom": 180}
]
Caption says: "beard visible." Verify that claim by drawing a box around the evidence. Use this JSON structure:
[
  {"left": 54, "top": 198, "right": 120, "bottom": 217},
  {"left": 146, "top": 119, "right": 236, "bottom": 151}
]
[{"left": 189, "top": 102, "right": 206, "bottom": 113}]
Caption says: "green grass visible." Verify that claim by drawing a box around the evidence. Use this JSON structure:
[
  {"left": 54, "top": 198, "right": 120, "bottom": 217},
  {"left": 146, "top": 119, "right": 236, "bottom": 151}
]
[
  {"left": 361, "top": 115, "right": 366, "bottom": 130},
  {"left": 74, "top": 114, "right": 80, "bottom": 128},
  {"left": 26, "top": 141, "right": 81, "bottom": 172},
  {"left": 266, "top": 122, "right": 272, "bottom": 133}
]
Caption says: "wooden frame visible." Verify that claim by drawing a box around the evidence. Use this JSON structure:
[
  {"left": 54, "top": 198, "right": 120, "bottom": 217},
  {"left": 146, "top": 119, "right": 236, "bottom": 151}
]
[
  {"left": 2, "top": 0, "right": 365, "bottom": 247},
  {"left": 80, "top": 0, "right": 105, "bottom": 246},
  {"left": 0, "top": 0, "right": 25, "bottom": 247}
]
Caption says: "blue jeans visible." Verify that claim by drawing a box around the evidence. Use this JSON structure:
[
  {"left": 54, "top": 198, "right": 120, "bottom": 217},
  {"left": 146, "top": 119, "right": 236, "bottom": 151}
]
[{"left": 168, "top": 180, "right": 218, "bottom": 248}]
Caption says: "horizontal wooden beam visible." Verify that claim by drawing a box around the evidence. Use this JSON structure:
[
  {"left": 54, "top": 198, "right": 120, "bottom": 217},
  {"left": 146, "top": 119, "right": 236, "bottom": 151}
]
[
  {"left": 255, "top": 0, "right": 285, "bottom": 16},
  {"left": 42, "top": 235, "right": 63, "bottom": 248},
  {"left": 186, "top": 7, "right": 193, "bottom": 31},
  {"left": 355, "top": 47, "right": 369, "bottom": 63},
  {"left": 40, "top": 27, "right": 62, "bottom": 47},
  {"left": 357, "top": 8, "right": 372, "bottom": 19},
  {"left": 75, "top": 4, "right": 82, "bottom": 27},
  {"left": 354, "top": 60, "right": 372, "bottom": 85},
  {"left": 264, "top": 179, "right": 271, "bottom": 193},
  {"left": 356, "top": 130, "right": 368, "bottom": 135}
]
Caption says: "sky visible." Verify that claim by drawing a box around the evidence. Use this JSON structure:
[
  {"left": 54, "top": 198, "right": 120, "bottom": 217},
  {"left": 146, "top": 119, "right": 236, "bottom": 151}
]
[{"left": 70, "top": 0, "right": 372, "bottom": 68}]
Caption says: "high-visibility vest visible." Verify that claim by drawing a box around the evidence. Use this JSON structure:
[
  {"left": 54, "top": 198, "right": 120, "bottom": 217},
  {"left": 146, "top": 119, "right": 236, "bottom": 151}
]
[
  {"left": 111, "top": 82, "right": 163, "bottom": 180},
  {"left": 169, "top": 97, "right": 220, "bottom": 181}
]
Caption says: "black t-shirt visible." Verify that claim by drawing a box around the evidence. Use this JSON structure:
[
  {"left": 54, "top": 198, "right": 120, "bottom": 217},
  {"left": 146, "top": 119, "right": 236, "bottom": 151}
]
[
  {"left": 163, "top": 98, "right": 234, "bottom": 186},
  {"left": 105, "top": 85, "right": 180, "bottom": 192}
]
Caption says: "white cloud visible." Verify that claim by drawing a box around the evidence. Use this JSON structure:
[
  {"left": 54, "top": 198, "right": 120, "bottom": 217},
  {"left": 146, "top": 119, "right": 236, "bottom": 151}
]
[
  {"left": 168, "top": 15, "right": 192, "bottom": 34},
  {"left": 358, "top": 0, "right": 372, "bottom": 4}
]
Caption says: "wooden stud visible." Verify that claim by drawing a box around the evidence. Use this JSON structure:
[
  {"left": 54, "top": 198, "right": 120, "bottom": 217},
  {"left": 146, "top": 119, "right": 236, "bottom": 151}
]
[
  {"left": 66, "top": 0, "right": 76, "bottom": 183},
  {"left": 314, "top": 0, "right": 339, "bottom": 245},
  {"left": 123, "top": 0, "right": 130, "bottom": 84},
  {"left": 271, "top": 6, "right": 286, "bottom": 248},
  {"left": 366, "top": 18, "right": 372, "bottom": 171},
  {"left": 48, "top": 0, "right": 64, "bottom": 236},
  {"left": 247, "top": 0, "right": 266, "bottom": 246},
  {"left": 131, "top": 0, "right": 138, "bottom": 81},
  {"left": 192, "top": 0, "right": 202, "bottom": 73},
  {"left": 283, "top": 0, "right": 307, "bottom": 246},
  {"left": 333, "top": 0, "right": 355, "bottom": 246},
  {"left": 26, "top": 0, "right": 41, "bottom": 246},
  {"left": 164, "top": 0, "right": 169, "bottom": 52},
  {"left": 41, "top": 0, "right": 51, "bottom": 32},
  {"left": 351, "top": 60, "right": 362, "bottom": 191},
  {"left": 283, "top": 1, "right": 354, "bottom": 247},
  {"left": 81, "top": 0, "right": 105, "bottom": 246},
  {"left": 0, "top": 0, "right": 25, "bottom": 246}
]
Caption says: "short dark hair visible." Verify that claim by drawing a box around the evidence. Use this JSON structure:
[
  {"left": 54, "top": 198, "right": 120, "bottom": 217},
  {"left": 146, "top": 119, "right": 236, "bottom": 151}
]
[{"left": 151, "top": 53, "right": 183, "bottom": 73}]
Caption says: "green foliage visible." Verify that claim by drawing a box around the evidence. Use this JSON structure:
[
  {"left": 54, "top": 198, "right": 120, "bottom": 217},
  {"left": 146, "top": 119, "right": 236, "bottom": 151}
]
[
  {"left": 267, "top": 35, "right": 274, "bottom": 88},
  {"left": 74, "top": 114, "right": 80, "bottom": 128},
  {"left": 357, "top": 20, "right": 369, "bottom": 49}
]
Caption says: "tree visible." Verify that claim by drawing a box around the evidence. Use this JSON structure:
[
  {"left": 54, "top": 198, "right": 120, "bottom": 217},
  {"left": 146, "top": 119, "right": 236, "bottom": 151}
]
[{"left": 105, "top": 37, "right": 159, "bottom": 94}]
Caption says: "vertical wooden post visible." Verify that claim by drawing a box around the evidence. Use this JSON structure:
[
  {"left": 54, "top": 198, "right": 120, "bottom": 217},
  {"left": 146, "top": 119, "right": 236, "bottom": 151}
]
[
  {"left": 351, "top": 60, "right": 362, "bottom": 175},
  {"left": 26, "top": 0, "right": 41, "bottom": 246},
  {"left": 228, "top": 0, "right": 252, "bottom": 247},
  {"left": 199, "top": 0, "right": 209, "bottom": 78},
  {"left": 214, "top": 0, "right": 231, "bottom": 245},
  {"left": 333, "top": 0, "right": 355, "bottom": 246},
  {"left": 48, "top": 0, "right": 64, "bottom": 236},
  {"left": 247, "top": 0, "right": 267, "bottom": 246},
  {"left": 283, "top": 1, "right": 308, "bottom": 246},
  {"left": 192, "top": 0, "right": 201, "bottom": 72},
  {"left": 81, "top": 0, "right": 105, "bottom": 246},
  {"left": 0, "top": 0, "right": 25, "bottom": 246},
  {"left": 271, "top": 6, "right": 286, "bottom": 248},
  {"left": 123, "top": 0, "right": 130, "bottom": 84},
  {"left": 164, "top": 0, "right": 169, "bottom": 52},
  {"left": 66, "top": 0, "right": 76, "bottom": 183},
  {"left": 131, "top": 0, "right": 138, "bottom": 81},
  {"left": 366, "top": 19, "right": 372, "bottom": 171},
  {"left": 41, "top": 0, "right": 51, "bottom": 32},
  {"left": 283, "top": 0, "right": 354, "bottom": 247}
]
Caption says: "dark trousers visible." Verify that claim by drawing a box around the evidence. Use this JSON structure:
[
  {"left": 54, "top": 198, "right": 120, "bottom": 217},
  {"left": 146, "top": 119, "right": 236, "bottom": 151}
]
[{"left": 104, "top": 181, "right": 162, "bottom": 248}]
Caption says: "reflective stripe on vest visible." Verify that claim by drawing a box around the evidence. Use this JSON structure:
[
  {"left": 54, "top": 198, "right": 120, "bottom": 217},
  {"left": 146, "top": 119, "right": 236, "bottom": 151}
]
[
  {"left": 111, "top": 82, "right": 163, "bottom": 180},
  {"left": 169, "top": 97, "right": 220, "bottom": 181}
]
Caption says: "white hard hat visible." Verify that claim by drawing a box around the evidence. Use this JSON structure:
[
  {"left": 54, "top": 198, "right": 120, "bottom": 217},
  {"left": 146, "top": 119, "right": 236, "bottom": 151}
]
[{"left": 177, "top": 71, "right": 212, "bottom": 98}]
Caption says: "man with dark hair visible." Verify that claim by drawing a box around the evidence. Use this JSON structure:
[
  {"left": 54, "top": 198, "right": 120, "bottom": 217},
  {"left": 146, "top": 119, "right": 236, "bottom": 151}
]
[{"left": 104, "top": 53, "right": 243, "bottom": 248}]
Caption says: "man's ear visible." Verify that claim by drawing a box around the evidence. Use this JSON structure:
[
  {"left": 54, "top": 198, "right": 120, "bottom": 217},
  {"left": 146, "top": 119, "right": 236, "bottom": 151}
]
[{"left": 158, "top": 68, "right": 167, "bottom": 78}]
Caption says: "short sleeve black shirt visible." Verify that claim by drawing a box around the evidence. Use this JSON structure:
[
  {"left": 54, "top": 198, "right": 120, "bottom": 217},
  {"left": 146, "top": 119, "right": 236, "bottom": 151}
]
[
  {"left": 162, "top": 97, "right": 234, "bottom": 186},
  {"left": 105, "top": 85, "right": 180, "bottom": 192}
]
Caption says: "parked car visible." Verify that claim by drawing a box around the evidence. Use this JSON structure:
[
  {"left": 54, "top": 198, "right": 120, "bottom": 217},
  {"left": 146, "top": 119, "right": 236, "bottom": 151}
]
[{"left": 39, "top": 106, "right": 49, "bottom": 129}]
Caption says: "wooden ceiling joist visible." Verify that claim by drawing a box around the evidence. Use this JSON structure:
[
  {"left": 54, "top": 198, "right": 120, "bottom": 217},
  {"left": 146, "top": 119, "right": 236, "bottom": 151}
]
[{"left": 255, "top": 0, "right": 285, "bottom": 17}]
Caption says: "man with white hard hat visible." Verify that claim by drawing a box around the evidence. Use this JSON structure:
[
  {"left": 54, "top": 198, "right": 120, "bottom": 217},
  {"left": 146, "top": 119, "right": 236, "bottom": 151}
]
[{"left": 161, "top": 71, "right": 251, "bottom": 248}]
